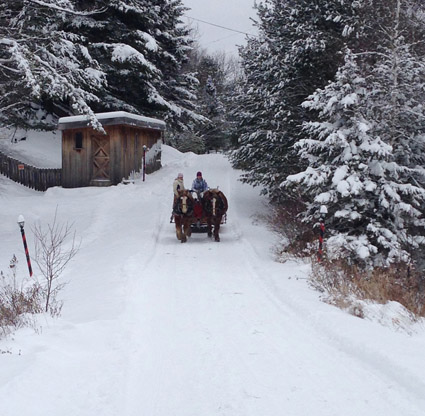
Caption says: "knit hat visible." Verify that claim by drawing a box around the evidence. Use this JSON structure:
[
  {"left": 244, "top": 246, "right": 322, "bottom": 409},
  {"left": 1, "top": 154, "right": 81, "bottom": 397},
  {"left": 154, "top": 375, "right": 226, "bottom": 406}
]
[
  {"left": 197, "top": 171, "right": 202, "bottom": 177},
  {"left": 177, "top": 173, "right": 183, "bottom": 178}
]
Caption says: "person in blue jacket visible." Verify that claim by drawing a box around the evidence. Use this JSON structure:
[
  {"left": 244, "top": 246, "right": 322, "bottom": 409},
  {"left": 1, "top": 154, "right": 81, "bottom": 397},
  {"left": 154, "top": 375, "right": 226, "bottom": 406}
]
[{"left": 192, "top": 171, "right": 209, "bottom": 196}]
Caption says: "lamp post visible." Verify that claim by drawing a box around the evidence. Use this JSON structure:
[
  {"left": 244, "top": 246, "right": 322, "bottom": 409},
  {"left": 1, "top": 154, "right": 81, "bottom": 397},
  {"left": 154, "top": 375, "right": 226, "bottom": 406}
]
[
  {"left": 17, "top": 215, "right": 33, "bottom": 277},
  {"left": 318, "top": 205, "right": 328, "bottom": 262}
]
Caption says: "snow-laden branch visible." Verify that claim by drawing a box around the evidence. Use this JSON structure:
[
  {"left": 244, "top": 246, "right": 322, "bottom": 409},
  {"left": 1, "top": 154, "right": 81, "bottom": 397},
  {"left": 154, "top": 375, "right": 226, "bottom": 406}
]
[
  {"left": 0, "top": 62, "right": 21, "bottom": 73},
  {"left": 27, "top": 0, "right": 106, "bottom": 16}
]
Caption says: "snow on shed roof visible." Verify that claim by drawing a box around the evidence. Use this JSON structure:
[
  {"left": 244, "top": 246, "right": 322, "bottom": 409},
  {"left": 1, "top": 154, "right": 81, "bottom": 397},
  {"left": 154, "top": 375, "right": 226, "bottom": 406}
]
[{"left": 58, "top": 111, "right": 166, "bottom": 131}]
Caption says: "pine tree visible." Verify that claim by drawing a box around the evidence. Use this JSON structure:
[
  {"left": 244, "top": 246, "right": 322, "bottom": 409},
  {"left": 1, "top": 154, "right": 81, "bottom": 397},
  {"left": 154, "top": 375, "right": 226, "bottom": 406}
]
[
  {"left": 176, "top": 47, "right": 236, "bottom": 153},
  {"left": 284, "top": 0, "right": 425, "bottom": 266},
  {"left": 150, "top": 0, "right": 201, "bottom": 131},
  {"left": 67, "top": 0, "right": 200, "bottom": 131},
  {"left": 0, "top": 0, "right": 200, "bottom": 131},
  {"left": 230, "top": 36, "right": 281, "bottom": 191},
  {"left": 231, "top": 0, "right": 355, "bottom": 200},
  {"left": 0, "top": 0, "right": 105, "bottom": 129},
  {"left": 194, "top": 55, "right": 228, "bottom": 151}
]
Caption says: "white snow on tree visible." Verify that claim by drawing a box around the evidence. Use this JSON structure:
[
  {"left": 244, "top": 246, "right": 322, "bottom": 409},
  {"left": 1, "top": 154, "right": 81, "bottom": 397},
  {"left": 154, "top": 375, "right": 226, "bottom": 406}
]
[
  {"left": 284, "top": 44, "right": 425, "bottom": 266},
  {"left": 0, "top": 0, "right": 106, "bottom": 130},
  {"left": 230, "top": 0, "right": 356, "bottom": 200},
  {"left": 0, "top": 0, "right": 201, "bottom": 132}
]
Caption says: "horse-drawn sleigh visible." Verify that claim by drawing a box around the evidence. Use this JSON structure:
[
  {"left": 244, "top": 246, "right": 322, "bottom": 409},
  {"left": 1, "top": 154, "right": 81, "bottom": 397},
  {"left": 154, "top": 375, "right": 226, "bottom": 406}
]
[{"left": 171, "top": 189, "right": 228, "bottom": 243}]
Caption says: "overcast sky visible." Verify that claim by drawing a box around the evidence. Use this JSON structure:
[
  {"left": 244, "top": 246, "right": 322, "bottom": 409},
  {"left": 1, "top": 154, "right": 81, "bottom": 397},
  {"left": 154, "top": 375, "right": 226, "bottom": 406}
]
[{"left": 182, "top": 0, "right": 258, "bottom": 57}]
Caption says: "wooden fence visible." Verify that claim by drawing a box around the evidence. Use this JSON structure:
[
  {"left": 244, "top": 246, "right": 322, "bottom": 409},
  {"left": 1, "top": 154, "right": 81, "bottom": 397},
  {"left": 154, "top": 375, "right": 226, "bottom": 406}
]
[{"left": 0, "top": 151, "right": 61, "bottom": 191}]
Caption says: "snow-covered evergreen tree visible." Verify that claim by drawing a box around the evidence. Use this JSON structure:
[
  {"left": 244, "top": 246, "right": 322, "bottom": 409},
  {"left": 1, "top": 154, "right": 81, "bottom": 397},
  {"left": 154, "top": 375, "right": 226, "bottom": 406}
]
[
  {"left": 0, "top": 0, "right": 105, "bottom": 129},
  {"left": 150, "top": 0, "right": 202, "bottom": 131},
  {"left": 231, "top": 0, "right": 356, "bottom": 200},
  {"left": 230, "top": 36, "right": 281, "bottom": 190},
  {"left": 66, "top": 0, "right": 159, "bottom": 114},
  {"left": 67, "top": 0, "right": 200, "bottom": 131},
  {"left": 179, "top": 48, "right": 236, "bottom": 152},
  {"left": 284, "top": 0, "right": 425, "bottom": 266},
  {"left": 0, "top": 0, "right": 200, "bottom": 131},
  {"left": 195, "top": 56, "right": 227, "bottom": 151}
]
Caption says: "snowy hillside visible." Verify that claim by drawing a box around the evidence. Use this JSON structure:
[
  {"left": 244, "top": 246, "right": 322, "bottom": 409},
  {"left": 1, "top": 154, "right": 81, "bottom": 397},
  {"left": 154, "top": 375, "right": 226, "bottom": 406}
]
[{"left": 1, "top": 140, "right": 425, "bottom": 416}]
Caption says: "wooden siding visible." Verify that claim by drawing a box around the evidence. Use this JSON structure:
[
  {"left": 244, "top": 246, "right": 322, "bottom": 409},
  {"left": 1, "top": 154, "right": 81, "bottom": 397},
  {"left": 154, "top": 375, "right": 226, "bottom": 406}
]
[{"left": 62, "top": 127, "right": 92, "bottom": 188}]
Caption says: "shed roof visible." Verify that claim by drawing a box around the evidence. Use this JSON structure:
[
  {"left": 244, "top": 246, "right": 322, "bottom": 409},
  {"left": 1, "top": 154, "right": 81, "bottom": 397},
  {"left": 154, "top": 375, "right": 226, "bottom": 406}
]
[{"left": 58, "top": 111, "right": 166, "bottom": 131}]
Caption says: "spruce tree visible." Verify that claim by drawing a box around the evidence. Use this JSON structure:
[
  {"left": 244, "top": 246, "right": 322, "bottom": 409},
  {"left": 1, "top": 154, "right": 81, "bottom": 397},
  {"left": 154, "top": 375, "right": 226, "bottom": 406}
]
[
  {"left": 284, "top": 1, "right": 425, "bottom": 266},
  {"left": 67, "top": 0, "right": 200, "bottom": 131},
  {"left": 231, "top": 0, "right": 355, "bottom": 200},
  {"left": 194, "top": 55, "right": 228, "bottom": 151},
  {"left": 0, "top": 0, "right": 105, "bottom": 129},
  {"left": 150, "top": 0, "right": 201, "bottom": 131},
  {"left": 0, "top": 0, "right": 200, "bottom": 131}
]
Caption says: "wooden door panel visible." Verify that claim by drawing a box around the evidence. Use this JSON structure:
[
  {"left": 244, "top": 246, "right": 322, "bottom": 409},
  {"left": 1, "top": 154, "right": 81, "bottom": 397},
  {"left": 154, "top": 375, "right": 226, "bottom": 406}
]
[{"left": 92, "top": 135, "right": 110, "bottom": 181}]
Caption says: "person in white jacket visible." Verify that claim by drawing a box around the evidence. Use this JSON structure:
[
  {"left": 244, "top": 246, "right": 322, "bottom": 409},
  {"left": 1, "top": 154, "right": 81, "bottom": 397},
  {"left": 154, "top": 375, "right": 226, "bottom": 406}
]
[{"left": 173, "top": 173, "right": 185, "bottom": 197}]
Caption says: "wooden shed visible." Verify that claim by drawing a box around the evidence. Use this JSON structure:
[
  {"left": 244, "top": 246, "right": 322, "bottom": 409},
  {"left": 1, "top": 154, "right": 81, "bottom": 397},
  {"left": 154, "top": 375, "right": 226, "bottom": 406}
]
[{"left": 58, "top": 111, "right": 165, "bottom": 188}]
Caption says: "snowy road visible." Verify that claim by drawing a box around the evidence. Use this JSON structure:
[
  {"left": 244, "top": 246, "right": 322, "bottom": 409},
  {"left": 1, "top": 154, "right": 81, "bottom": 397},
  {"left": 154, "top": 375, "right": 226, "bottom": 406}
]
[{"left": 1, "top": 146, "right": 425, "bottom": 415}]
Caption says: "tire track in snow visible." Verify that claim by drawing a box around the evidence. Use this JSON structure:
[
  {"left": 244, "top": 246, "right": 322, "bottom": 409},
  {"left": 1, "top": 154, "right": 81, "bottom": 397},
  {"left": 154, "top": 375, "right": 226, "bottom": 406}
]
[{"left": 229, "top": 211, "right": 425, "bottom": 408}]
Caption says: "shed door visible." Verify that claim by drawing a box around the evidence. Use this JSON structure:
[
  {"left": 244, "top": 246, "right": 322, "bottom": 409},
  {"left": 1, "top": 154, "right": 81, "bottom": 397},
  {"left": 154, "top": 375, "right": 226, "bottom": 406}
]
[{"left": 91, "top": 135, "right": 110, "bottom": 182}]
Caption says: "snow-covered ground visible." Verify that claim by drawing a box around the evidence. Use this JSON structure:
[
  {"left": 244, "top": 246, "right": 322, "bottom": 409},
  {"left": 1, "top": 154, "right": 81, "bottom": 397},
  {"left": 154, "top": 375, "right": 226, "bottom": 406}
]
[
  {"left": 0, "top": 128, "right": 61, "bottom": 168},
  {"left": 1, "top": 136, "right": 425, "bottom": 416}
]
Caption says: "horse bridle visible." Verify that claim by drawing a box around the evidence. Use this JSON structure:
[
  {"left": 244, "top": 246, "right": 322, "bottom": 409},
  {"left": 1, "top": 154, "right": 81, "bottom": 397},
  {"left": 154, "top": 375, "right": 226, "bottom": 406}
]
[{"left": 176, "top": 194, "right": 193, "bottom": 215}]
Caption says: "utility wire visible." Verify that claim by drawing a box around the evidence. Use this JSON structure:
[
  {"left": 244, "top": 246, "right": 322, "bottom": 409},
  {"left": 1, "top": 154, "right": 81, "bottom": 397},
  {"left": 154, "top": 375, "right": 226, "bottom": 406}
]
[
  {"left": 185, "top": 15, "right": 255, "bottom": 37},
  {"left": 206, "top": 32, "right": 242, "bottom": 45}
]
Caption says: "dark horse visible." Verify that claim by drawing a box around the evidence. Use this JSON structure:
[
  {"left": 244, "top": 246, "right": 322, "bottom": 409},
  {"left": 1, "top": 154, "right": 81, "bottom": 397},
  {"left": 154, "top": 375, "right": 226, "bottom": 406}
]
[
  {"left": 173, "top": 189, "right": 194, "bottom": 243},
  {"left": 202, "top": 189, "right": 228, "bottom": 242}
]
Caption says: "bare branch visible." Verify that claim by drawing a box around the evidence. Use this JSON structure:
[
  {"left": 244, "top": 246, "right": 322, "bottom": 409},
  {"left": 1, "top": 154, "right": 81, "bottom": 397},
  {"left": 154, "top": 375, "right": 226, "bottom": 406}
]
[{"left": 32, "top": 209, "right": 80, "bottom": 312}]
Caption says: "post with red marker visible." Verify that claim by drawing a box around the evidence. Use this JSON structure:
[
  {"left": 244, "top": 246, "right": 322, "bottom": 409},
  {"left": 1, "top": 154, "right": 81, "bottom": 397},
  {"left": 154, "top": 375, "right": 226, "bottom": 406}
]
[
  {"left": 317, "top": 205, "right": 328, "bottom": 262},
  {"left": 142, "top": 145, "right": 147, "bottom": 182},
  {"left": 17, "top": 215, "right": 33, "bottom": 277}
]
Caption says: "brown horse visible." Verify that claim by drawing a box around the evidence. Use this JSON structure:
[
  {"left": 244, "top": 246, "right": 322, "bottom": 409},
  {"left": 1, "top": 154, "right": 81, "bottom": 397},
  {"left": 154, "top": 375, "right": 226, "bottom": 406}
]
[
  {"left": 173, "top": 189, "right": 194, "bottom": 243},
  {"left": 202, "top": 189, "right": 228, "bottom": 242}
]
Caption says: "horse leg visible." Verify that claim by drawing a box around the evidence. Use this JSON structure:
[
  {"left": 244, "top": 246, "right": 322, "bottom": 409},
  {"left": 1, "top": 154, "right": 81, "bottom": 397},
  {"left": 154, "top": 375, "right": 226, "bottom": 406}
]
[
  {"left": 175, "top": 217, "right": 182, "bottom": 240},
  {"left": 186, "top": 217, "right": 192, "bottom": 238},
  {"left": 214, "top": 217, "right": 221, "bottom": 242},
  {"left": 181, "top": 218, "right": 191, "bottom": 243},
  {"left": 207, "top": 217, "right": 213, "bottom": 237}
]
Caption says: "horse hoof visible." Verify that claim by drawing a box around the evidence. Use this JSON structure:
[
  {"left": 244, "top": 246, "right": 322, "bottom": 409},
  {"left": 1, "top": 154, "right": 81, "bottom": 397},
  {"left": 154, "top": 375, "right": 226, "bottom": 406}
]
[
  {"left": 215, "top": 237, "right": 220, "bottom": 242},
  {"left": 208, "top": 232, "right": 212, "bottom": 238}
]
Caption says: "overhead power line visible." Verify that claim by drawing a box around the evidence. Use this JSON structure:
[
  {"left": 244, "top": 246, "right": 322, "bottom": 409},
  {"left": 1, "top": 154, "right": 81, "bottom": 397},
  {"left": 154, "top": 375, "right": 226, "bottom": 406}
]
[{"left": 185, "top": 15, "right": 255, "bottom": 37}]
